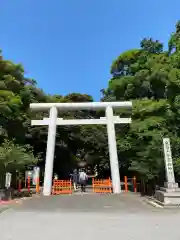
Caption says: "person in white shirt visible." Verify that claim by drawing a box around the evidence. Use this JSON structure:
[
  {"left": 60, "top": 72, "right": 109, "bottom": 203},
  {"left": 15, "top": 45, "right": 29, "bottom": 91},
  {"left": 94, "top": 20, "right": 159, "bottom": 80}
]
[{"left": 79, "top": 169, "right": 88, "bottom": 192}]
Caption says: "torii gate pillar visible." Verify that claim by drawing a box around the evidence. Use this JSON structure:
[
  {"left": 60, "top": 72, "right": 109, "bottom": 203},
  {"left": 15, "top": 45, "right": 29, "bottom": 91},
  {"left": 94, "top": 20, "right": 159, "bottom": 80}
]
[
  {"left": 43, "top": 106, "right": 57, "bottom": 196},
  {"left": 106, "top": 106, "right": 121, "bottom": 193}
]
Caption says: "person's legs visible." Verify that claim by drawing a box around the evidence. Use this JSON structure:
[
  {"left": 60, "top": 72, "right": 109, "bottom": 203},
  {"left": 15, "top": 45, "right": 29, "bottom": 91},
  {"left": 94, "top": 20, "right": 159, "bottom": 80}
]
[
  {"left": 75, "top": 180, "right": 78, "bottom": 189},
  {"left": 80, "top": 181, "right": 85, "bottom": 192},
  {"left": 73, "top": 182, "right": 76, "bottom": 191},
  {"left": 83, "top": 180, "right": 86, "bottom": 192},
  {"left": 79, "top": 180, "right": 83, "bottom": 192},
  {"left": 80, "top": 181, "right": 83, "bottom": 192}
]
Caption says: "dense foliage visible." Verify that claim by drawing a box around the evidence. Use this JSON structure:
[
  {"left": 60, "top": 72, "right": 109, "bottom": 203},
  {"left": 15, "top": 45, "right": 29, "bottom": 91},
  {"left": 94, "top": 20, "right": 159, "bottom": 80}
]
[
  {"left": 1, "top": 22, "right": 180, "bottom": 186},
  {"left": 101, "top": 21, "right": 180, "bottom": 182}
]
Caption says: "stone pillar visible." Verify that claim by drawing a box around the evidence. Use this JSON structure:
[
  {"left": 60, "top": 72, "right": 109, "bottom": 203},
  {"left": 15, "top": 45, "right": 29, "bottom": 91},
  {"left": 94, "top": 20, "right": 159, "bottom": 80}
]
[
  {"left": 106, "top": 106, "right": 121, "bottom": 193},
  {"left": 163, "top": 138, "right": 177, "bottom": 190},
  {"left": 154, "top": 138, "right": 180, "bottom": 206},
  {"left": 43, "top": 106, "right": 57, "bottom": 196}
]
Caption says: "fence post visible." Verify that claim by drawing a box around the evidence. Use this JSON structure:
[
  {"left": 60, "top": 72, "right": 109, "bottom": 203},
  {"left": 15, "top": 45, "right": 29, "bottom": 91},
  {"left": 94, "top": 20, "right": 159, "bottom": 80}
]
[
  {"left": 109, "top": 177, "right": 112, "bottom": 193},
  {"left": 36, "top": 177, "right": 40, "bottom": 194},
  {"left": 27, "top": 176, "right": 31, "bottom": 192},
  {"left": 18, "top": 179, "right": 21, "bottom": 192},
  {"left": 70, "top": 179, "right": 72, "bottom": 192},
  {"left": 124, "top": 176, "right": 128, "bottom": 192},
  {"left": 24, "top": 175, "right": 26, "bottom": 188},
  {"left": 52, "top": 179, "right": 55, "bottom": 195},
  {"left": 133, "top": 176, "right": 137, "bottom": 192}
]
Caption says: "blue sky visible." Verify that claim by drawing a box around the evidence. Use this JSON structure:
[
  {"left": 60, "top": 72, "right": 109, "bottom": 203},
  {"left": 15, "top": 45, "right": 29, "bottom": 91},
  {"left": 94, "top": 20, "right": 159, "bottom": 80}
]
[{"left": 1, "top": 0, "right": 180, "bottom": 100}]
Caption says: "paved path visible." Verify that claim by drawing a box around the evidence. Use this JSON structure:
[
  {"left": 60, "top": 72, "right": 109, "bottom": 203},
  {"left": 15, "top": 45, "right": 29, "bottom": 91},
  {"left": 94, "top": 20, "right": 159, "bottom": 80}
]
[
  {"left": 0, "top": 204, "right": 8, "bottom": 214},
  {"left": 1, "top": 193, "right": 180, "bottom": 240}
]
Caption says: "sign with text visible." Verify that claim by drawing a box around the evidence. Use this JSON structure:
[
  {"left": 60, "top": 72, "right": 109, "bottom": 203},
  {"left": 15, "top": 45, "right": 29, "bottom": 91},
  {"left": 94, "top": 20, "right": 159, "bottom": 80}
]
[
  {"left": 25, "top": 171, "right": 33, "bottom": 179},
  {"left": 5, "top": 172, "right": 12, "bottom": 188},
  {"left": 163, "top": 138, "right": 175, "bottom": 184}
]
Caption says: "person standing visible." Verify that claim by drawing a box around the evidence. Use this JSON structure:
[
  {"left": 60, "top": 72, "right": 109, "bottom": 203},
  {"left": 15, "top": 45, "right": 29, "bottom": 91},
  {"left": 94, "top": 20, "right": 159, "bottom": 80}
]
[
  {"left": 79, "top": 169, "right": 88, "bottom": 192},
  {"left": 70, "top": 169, "right": 79, "bottom": 191},
  {"left": 54, "top": 173, "right": 58, "bottom": 180}
]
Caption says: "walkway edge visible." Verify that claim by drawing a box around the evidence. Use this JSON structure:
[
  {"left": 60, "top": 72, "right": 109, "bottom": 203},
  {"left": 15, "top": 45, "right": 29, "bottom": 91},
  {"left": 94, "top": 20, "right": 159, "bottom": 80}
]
[
  {"left": 0, "top": 207, "right": 11, "bottom": 217},
  {"left": 145, "top": 198, "right": 164, "bottom": 208}
]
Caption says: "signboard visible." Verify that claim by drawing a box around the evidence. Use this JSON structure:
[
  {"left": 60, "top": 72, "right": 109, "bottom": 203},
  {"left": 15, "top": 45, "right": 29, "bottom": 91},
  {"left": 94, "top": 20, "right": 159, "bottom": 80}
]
[
  {"left": 25, "top": 170, "right": 33, "bottom": 180},
  {"left": 163, "top": 138, "right": 175, "bottom": 184},
  {"left": 32, "top": 167, "right": 40, "bottom": 185},
  {"left": 5, "top": 172, "right": 12, "bottom": 188}
]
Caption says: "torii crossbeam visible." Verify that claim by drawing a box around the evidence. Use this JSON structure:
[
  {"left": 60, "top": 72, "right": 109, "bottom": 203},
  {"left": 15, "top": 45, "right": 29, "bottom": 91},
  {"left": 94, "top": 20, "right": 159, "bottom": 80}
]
[{"left": 30, "top": 101, "right": 132, "bottom": 196}]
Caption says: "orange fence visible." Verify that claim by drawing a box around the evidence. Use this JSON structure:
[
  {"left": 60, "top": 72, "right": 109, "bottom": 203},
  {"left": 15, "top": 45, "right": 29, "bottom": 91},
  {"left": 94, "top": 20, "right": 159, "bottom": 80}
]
[
  {"left": 52, "top": 180, "right": 72, "bottom": 195},
  {"left": 124, "top": 176, "right": 137, "bottom": 192},
  {"left": 92, "top": 178, "right": 112, "bottom": 193}
]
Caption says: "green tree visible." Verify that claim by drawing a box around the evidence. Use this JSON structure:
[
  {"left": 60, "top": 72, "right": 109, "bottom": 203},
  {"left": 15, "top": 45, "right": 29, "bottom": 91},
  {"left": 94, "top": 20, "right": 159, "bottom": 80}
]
[
  {"left": 102, "top": 24, "right": 180, "bottom": 184},
  {"left": 2, "top": 20, "right": 180, "bottom": 189},
  {"left": 0, "top": 140, "right": 39, "bottom": 173}
]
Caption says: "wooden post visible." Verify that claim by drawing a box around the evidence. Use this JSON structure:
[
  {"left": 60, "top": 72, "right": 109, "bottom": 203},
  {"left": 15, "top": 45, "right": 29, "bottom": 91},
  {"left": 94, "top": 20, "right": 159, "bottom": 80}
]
[
  {"left": 27, "top": 176, "right": 31, "bottom": 192},
  {"left": 69, "top": 179, "right": 72, "bottom": 192},
  {"left": 18, "top": 179, "right": 21, "bottom": 192},
  {"left": 124, "top": 176, "right": 128, "bottom": 192},
  {"left": 52, "top": 179, "right": 55, "bottom": 195},
  {"left": 24, "top": 175, "right": 26, "bottom": 188},
  {"left": 36, "top": 177, "right": 40, "bottom": 194},
  {"left": 133, "top": 176, "right": 137, "bottom": 192},
  {"left": 109, "top": 177, "right": 112, "bottom": 193}
]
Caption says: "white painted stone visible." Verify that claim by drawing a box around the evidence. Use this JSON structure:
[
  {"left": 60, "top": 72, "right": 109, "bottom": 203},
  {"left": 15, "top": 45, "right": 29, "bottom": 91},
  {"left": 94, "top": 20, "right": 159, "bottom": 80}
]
[
  {"left": 30, "top": 101, "right": 132, "bottom": 110},
  {"left": 43, "top": 106, "right": 57, "bottom": 196},
  {"left": 106, "top": 106, "right": 121, "bottom": 194},
  {"left": 31, "top": 117, "right": 132, "bottom": 126}
]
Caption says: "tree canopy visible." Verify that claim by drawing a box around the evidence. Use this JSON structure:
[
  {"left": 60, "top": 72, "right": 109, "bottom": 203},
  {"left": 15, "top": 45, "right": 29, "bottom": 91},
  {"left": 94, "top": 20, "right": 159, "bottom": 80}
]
[{"left": 1, "top": 21, "right": 180, "bottom": 185}]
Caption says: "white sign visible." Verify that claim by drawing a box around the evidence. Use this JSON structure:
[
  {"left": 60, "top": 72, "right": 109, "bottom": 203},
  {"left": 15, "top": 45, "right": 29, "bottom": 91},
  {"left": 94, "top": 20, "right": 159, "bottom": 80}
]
[
  {"left": 32, "top": 167, "right": 40, "bottom": 185},
  {"left": 163, "top": 138, "right": 175, "bottom": 183},
  {"left": 25, "top": 171, "right": 33, "bottom": 179},
  {"left": 5, "top": 172, "right": 12, "bottom": 188}
]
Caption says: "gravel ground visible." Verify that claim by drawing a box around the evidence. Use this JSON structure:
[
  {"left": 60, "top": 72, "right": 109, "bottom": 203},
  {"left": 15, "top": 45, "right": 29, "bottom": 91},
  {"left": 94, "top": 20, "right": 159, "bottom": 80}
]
[{"left": 0, "top": 193, "right": 180, "bottom": 240}]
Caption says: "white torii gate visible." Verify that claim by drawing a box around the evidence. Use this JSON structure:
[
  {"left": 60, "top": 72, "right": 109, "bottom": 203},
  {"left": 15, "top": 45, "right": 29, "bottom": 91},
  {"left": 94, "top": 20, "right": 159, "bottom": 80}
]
[{"left": 30, "top": 101, "right": 132, "bottom": 196}]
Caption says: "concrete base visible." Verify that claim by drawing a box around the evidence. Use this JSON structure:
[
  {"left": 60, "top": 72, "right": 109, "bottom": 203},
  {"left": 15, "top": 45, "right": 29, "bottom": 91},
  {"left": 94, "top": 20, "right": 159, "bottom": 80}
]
[
  {"left": 155, "top": 183, "right": 180, "bottom": 206},
  {"left": 164, "top": 182, "right": 179, "bottom": 189}
]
